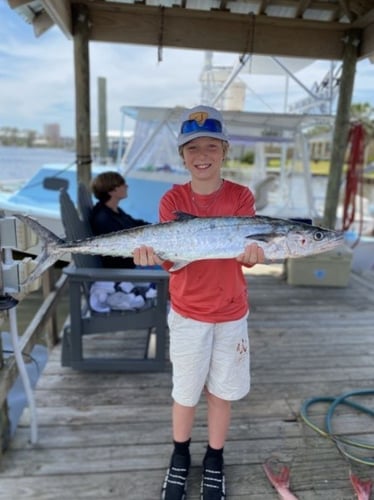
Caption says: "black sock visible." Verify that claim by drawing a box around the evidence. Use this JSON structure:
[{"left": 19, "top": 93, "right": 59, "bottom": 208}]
[
  {"left": 203, "top": 444, "right": 224, "bottom": 471},
  {"left": 171, "top": 439, "right": 191, "bottom": 468}
]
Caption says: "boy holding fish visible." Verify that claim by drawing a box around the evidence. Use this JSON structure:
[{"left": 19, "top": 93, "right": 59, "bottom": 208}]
[{"left": 134, "top": 105, "right": 265, "bottom": 500}]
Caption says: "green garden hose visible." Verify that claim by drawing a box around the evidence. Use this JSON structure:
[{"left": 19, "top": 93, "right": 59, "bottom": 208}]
[{"left": 300, "top": 390, "right": 374, "bottom": 466}]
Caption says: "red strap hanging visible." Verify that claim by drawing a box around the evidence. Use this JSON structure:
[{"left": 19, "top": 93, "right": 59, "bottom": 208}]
[{"left": 342, "top": 122, "right": 365, "bottom": 232}]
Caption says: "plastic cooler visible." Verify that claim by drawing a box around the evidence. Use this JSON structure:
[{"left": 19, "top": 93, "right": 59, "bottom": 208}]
[{"left": 286, "top": 245, "right": 353, "bottom": 287}]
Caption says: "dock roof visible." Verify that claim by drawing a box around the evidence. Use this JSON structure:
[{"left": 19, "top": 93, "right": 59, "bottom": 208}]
[{"left": 9, "top": 0, "right": 374, "bottom": 60}]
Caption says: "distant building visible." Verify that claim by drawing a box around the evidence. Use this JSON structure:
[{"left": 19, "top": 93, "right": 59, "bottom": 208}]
[
  {"left": 309, "top": 132, "right": 333, "bottom": 162},
  {"left": 44, "top": 123, "right": 61, "bottom": 147},
  {"left": 92, "top": 130, "right": 133, "bottom": 164}
]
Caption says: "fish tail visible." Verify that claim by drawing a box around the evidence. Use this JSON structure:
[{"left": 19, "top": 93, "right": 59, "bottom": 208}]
[{"left": 14, "top": 214, "right": 65, "bottom": 284}]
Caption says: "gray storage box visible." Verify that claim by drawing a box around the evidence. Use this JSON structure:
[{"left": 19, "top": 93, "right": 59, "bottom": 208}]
[{"left": 286, "top": 245, "right": 353, "bottom": 287}]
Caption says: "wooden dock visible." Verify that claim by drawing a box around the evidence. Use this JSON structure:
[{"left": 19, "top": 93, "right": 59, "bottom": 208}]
[{"left": 1, "top": 265, "right": 374, "bottom": 499}]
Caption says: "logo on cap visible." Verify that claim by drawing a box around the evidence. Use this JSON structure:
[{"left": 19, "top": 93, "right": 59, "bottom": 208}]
[{"left": 188, "top": 111, "right": 209, "bottom": 125}]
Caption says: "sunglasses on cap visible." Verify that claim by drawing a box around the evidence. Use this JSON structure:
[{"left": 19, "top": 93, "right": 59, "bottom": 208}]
[{"left": 180, "top": 118, "right": 223, "bottom": 135}]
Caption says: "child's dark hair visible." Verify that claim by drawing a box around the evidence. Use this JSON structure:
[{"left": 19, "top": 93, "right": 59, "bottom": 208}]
[{"left": 91, "top": 171, "right": 125, "bottom": 202}]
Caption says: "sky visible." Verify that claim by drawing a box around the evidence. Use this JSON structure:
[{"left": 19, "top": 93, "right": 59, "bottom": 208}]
[{"left": 1, "top": 2, "right": 374, "bottom": 138}]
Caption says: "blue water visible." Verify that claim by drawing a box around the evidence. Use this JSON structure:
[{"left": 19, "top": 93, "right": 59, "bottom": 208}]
[{"left": 0, "top": 145, "right": 76, "bottom": 180}]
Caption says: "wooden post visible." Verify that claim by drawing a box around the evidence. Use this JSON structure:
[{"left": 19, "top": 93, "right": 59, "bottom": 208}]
[
  {"left": 98, "top": 77, "right": 108, "bottom": 164},
  {"left": 41, "top": 269, "right": 59, "bottom": 348},
  {"left": 0, "top": 241, "right": 10, "bottom": 455},
  {"left": 73, "top": 3, "right": 92, "bottom": 188},
  {"left": 0, "top": 400, "right": 11, "bottom": 456},
  {"left": 323, "top": 30, "right": 360, "bottom": 229},
  {"left": 0, "top": 323, "right": 10, "bottom": 455},
  {"left": 0, "top": 321, "right": 11, "bottom": 456}
]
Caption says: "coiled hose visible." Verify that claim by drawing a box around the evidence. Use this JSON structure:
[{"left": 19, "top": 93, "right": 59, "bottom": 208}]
[{"left": 300, "top": 390, "right": 374, "bottom": 466}]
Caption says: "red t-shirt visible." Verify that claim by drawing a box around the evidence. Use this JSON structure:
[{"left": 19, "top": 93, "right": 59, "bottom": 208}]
[{"left": 159, "top": 179, "right": 256, "bottom": 323}]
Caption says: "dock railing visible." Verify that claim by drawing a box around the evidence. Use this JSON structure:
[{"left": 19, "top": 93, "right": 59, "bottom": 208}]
[
  {"left": 0, "top": 217, "right": 69, "bottom": 456},
  {"left": 0, "top": 270, "right": 68, "bottom": 455}
]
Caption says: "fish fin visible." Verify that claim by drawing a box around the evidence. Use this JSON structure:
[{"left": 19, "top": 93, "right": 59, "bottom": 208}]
[
  {"left": 169, "top": 260, "right": 191, "bottom": 272},
  {"left": 14, "top": 214, "right": 65, "bottom": 284},
  {"left": 245, "top": 233, "right": 278, "bottom": 243},
  {"left": 14, "top": 214, "right": 64, "bottom": 245},
  {"left": 350, "top": 472, "right": 372, "bottom": 499},
  {"left": 263, "top": 460, "right": 299, "bottom": 499},
  {"left": 22, "top": 252, "right": 63, "bottom": 286},
  {"left": 173, "top": 211, "right": 198, "bottom": 221},
  {"left": 263, "top": 461, "right": 290, "bottom": 489}
]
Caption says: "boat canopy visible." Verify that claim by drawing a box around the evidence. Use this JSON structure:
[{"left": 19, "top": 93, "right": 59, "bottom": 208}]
[{"left": 119, "top": 105, "right": 334, "bottom": 175}]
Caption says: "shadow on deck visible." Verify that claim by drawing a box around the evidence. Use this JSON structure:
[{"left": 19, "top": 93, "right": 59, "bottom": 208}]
[{"left": 1, "top": 265, "right": 374, "bottom": 499}]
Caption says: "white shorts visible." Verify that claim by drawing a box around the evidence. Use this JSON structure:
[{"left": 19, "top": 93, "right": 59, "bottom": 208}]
[{"left": 168, "top": 308, "right": 250, "bottom": 406}]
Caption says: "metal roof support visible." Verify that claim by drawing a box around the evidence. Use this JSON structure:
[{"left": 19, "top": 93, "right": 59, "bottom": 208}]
[
  {"left": 299, "top": 131, "right": 318, "bottom": 218},
  {"left": 98, "top": 77, "right": 108, "bottom": 165},
  {"left": 73, "top": 3, "right": 92, "bottom": 189},
  {"left": 323, "top": 29, "right": 361, "bottom": 229}
]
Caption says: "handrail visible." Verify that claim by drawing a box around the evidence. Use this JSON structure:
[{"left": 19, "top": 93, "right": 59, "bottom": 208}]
[{"left": 0, "top": 270, "right": 68, "bottom": 454}]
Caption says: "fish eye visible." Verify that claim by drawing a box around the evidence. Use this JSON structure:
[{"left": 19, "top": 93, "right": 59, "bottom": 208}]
[{"left": 313, "top": 231, "right": 325, "bottom": 241}]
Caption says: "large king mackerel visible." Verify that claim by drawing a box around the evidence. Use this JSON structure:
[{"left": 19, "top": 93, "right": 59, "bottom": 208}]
[{"left": 15, "top": 212, "right": 344, "bottom": 284}]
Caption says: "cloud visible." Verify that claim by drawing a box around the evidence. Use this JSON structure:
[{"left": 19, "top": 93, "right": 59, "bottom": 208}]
[{"left": 89, "top": 43, "right": 206, "bottom": 132}]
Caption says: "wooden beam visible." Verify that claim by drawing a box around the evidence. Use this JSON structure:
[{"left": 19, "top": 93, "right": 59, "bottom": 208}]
[
  {"left": 73, "top": 3, "right": 92, "bottom": 188},
  {"left": 218, "top": 1, "right": 229, "bottom": 10},
  {"left": 295, "top": 0, "right": 312, "bottom": 19},
  {"left": 323, "top": 29, "right": 360, "bottom": 229},
  {"left": 259, "top": 0, "right": 344, "bottom": 14},
  {"left": 346, "top": 5, "right": 374, "bottom": 58},
  {"left": 81, "top": 2, "right": 348, "bottom": 60},
  {"left": 7, "top": 0, "right": 30, "bottom": 7},
  {"left": 42, "top": 0, "right": 73, "bottom": 39},
  {"left": 33, "top": 10, "right": 54, "bottom": 37},
  {"left": 338, "top": 0, "right": 355, "bottom": 22},
  {"left": 361, "top": 22, "right": 374, "bottom": 59},
  {"left": 258, "top": 0, "right": 269, "bottom": 15},
  {"left": 351, "top": 2, "right": 374, "bottom": 27}
]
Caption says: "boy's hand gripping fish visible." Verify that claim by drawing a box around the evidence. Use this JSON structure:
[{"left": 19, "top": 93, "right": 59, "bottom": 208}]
[{"left": 15, "top": 212, "right": 344, "bottom": 285}]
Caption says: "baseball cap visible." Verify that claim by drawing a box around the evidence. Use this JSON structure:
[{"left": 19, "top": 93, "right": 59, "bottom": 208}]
[{"left": 177, "top": 105, "right": 229, "bottom": 147}]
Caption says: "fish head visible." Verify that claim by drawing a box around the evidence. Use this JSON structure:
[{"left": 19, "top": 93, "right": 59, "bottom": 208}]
[{"left": 285, "top": 226, "right": 344, "bottom": 257}]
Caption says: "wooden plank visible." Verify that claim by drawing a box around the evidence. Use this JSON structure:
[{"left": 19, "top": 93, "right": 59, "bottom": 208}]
[{"left": 85, "top": 2, "right": 348, "bottom": 59}]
